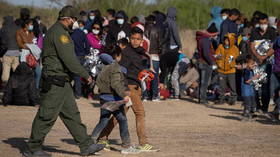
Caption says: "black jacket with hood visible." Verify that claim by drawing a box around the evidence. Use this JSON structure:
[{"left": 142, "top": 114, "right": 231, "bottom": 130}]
[
  {"left": 106, "top": 11, "right": 131, "bottom": 45},
  {"left": 166, "top": 7, "right": 182, "bottom": 50},
  {"left": 3, "top": 63, "right": 40, "bottom": 106}
]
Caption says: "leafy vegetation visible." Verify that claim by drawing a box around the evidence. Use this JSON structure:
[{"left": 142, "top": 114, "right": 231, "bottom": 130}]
[{"left": 1, "top": 0, "right": 280, "bottom": 29}]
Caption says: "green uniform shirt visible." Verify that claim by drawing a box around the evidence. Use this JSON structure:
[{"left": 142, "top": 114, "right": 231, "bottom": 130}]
[{"left": 41, "top": 21, "right": 89, "bottom": 79}]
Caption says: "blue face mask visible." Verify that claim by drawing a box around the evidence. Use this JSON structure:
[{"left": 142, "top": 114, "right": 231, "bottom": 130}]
[
  {"left": 242, "top": 36, "right": 248, "bottom": 41},
  {"left": 80, "top": 27, "right": 84, "bottom": 30},
  {"left": 89, "top": 16, "right": 95, "bottom": 20},
  {"left": 239, "top": 24, "right": 244, "bottom": 28},
  {"left": 224, "top": 45, "right": 230, "bottom": 49},
  {"left": 117, "top": 19, "right": 124, "bottom": 25},
  {"left": 28, "top": 25, "right": 33, "bottom": 31}
]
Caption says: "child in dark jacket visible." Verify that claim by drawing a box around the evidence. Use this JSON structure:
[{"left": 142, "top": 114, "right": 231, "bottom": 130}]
[
  {"left": 2, "top": 62, "right": 40, "bottom": 106},
  {"left": 91, "top": 45, "right": 139, "bottom": 154}
]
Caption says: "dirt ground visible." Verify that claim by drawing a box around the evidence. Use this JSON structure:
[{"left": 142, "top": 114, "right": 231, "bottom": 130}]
[{"left": 0, "top": 97, "right": 280, "bottom": 157}]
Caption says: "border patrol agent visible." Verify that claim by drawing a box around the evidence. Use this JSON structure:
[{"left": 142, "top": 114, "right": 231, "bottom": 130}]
[{"left": 22, "top": 6, "right": 104, "bottom": 157}]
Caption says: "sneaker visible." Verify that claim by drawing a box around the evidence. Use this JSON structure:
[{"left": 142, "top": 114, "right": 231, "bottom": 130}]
[
  {"left": 22, "top": 150, "right": 51, "bottom": 157},
  {"left": 97, "top": 140, "right": 111, "bottom": 151},
  {"left": 152, "top": 98, "right": 161, "bottom": 102},
  {"left": 137, "top": 144, "right": 160, "bottom": 152},
  {"left": 121, "top": 146, "right": 141, "bottom": 154}
]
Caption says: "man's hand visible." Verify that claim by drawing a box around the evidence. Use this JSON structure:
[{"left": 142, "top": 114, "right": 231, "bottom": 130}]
[
  {"left": 257, "top": 55, "right": 267, "bottom": 64},
  {"left": 87, "top": 76, "right": 93, "bottom": 84}
]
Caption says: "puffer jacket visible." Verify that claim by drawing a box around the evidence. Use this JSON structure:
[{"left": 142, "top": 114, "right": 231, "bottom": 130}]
[{"left": 215, "top": 33, "right": 239, "bottom": 74}]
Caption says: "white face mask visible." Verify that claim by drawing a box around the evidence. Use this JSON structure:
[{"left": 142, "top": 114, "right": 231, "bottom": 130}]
[
  {"left": 117, "top": 19, "right": 124, "bottom": 25},
  {"left": 255, "top": 24, "right": 260, "bottom": 28},
  {"left": 72, "top": 21, "right": 79, "bottom": 30},
  {"left": 89, "top": 16, "right": 95, "bottom": 20},
  {"left": 92, "top": 29, "right": 100, "bottom": 35},
  {"left": 260, "top": 24, "right": 268, "bottom": 31},
  {"left": 222, "top": 15, "right": 227, "bottom": 20}
]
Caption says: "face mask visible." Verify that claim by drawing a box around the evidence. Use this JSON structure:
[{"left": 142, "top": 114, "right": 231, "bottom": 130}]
[
  {"left": 28, "top": 25, "right": 33, "bottom": 31},
  {"left": 117, "top": 19, "right": 124, "bottom": 25},
  {"left": 242, "top": 36, "right": 248, "bottom": 41},
  {"left": 272, "top": 25, "right": 277, "bottom": 29},
  {"left": 260, "top": 24, "right": 268, "bottom": 31},
  {"left": 72, "top": 21, "right": 79, "bottom": 30},
  {"left": 92, "top": 29, "right": 100, "bottom": 35},
  {"left": 89, "top": 16, "right": 95, "bottom": 20},
  {"left": 80, "top": 27, "right": 84, "bottom": 31},
  {"left": 37, "top": 20, "right": 41, "bottom": 24},
  {"left": 239, "top": 24, "right": 244, "bottom": 28},
  {"left": 222, "top": 15, "right": 227, "bottom": 20},
  {"left": 224, "top": 45, "right": 230, "bottom": 49},
  {"left": 255, "top": 24, "right": 260, "bottom": 28}
]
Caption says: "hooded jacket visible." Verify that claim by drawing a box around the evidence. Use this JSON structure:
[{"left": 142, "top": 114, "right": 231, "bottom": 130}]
[
  {"left": 145, "top": 23, "right": 162, "bottom": 54},
  {"left": 3, "top": 63, "right": 39, "bottom": 106},
  {"left": 106, "top": 11, "right": 131, "bottom": 46},
  {"left": 0, "top": 16, "right": 20, "bottom": 51},
  {"left": 208, "top": 6, "right": 223, "bottom": 32},
  {"left": 166, "top": 7, "right": 182, "bottom": 49},
  {"left": 196, "top": 31, "right": 215, "bottom": 65},
  {"left": 215, "top": 33, "right": 239, "bottom": 74}
]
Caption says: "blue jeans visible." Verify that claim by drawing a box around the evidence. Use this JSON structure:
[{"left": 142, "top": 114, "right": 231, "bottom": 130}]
[
  {"left": 91, "top": 101, "right": 130, "bottom": 146},
  {"left": 151, "top": 60, "right": 160, "bottom": 98},
  {"left": 74, "top": 56, "right": 85, "bottom": 97},
  {"left": 35, "top": 64, "right": 42, "bottom": 89}
]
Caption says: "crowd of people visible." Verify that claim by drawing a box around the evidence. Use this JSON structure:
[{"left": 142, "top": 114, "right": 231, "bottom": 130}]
[{"left": 0, "top": 4, "right": 280, "bottom": 157}]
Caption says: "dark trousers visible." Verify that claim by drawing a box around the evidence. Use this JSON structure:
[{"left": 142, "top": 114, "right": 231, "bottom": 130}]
[
  {"left": 74, "top": 56, "right": 85, "bottom": 97},
  {"left": 27, "top": 83, "right": 92, "bottom": 153},
  {"left": 151, "top": 60, "right": 160, "bottom": 98},
  {"left": 218, "top": 73, "right": 237, "bottom": 102},
  {"left": 256, "top": 64, "right": 272, "bottom": 112},
  {"left": 199, "top": 63, "right": 213, "bottom": 102},
  {"left": 92, "top": 104, "right": 130, "bottom": 146},
  {"left": 243, "top": 96, "right": 256, "bottom": 114}
]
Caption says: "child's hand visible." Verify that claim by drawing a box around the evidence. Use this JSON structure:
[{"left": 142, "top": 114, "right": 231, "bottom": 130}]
[
  {"left": 253, "top": 74, "right": 261, "bottom": 80},
  {"left": 124, "top": 96, "right": 130, "bottom": 103}
]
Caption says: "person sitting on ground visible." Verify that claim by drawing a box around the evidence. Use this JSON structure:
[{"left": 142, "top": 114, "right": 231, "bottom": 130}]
[
  {"left": 2, "top": 62, "right": 39, "bottom": 106},
  {"left": 171, "top": 53, "right": 190, "bottom": 99}
]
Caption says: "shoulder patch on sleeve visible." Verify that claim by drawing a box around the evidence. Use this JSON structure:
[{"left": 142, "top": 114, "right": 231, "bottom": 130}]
[{"left": 60, "top": 35, "right": 70, "bottom": 44}]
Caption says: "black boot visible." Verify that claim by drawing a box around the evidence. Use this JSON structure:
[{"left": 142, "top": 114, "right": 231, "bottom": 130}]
[
  {"left": 22, "top": 150, "right": 51, "bottom": 157},
  {"left": 80, "top": 144, "right": 105, "bottom": 156}
]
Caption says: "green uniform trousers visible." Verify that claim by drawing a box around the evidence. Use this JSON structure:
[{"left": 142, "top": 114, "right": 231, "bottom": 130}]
[{"left": 27, "top": 83, "right": 92, "bottom": 152}]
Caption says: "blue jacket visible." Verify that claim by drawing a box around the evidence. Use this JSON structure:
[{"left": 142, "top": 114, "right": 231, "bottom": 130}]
[
  {"left": 241, "top": 69, "right": 255, "bottom": 97},
  {"left": 208, "top": 6, "right": 223, "bottom": 32},
  {"left": 71, "top": 29, "right": 90, "bottom": 57}
]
